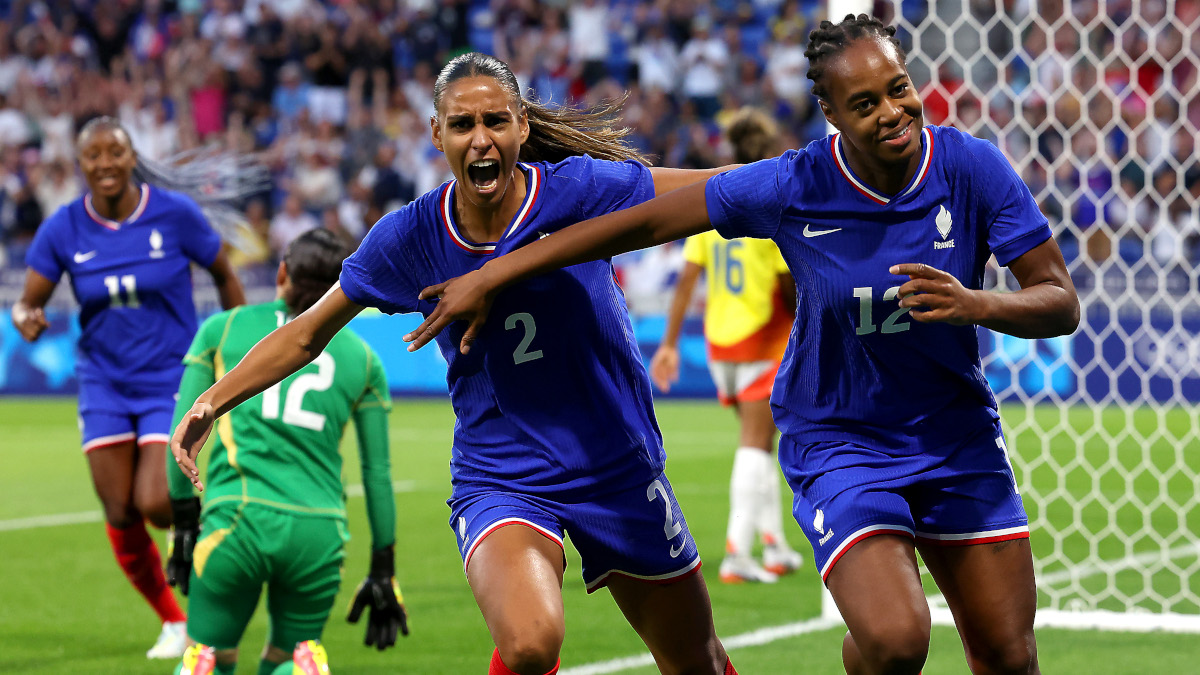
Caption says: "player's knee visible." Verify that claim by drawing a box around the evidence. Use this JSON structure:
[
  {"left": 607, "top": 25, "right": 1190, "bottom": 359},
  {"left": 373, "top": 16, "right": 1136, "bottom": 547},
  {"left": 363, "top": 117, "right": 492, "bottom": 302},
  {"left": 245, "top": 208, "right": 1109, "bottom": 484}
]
[
  {"left": 963, "top": 631, "right": 1037, "bottom": 674},
  {"left": 850, "top": 618, "right": 930, "bottom": 674},
  {"left": 100, "top": 501, "right": 138, "bottom": 529},
  {"left": 495, "top": 624, "right": 563, "bottom": 675}
]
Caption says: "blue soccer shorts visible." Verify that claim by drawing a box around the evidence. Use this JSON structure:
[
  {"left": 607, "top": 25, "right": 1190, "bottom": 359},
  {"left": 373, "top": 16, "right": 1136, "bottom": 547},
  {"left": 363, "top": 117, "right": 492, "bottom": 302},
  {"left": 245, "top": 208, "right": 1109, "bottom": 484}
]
[
  {"left": 781, "top": 418, "right": 1029, "bottom": 582},
  {"left": 449, "top": 471, "right": 701, "bottom": 592},
  {"left": 77, "top": 378, "right": 176, "bottom": 453}
]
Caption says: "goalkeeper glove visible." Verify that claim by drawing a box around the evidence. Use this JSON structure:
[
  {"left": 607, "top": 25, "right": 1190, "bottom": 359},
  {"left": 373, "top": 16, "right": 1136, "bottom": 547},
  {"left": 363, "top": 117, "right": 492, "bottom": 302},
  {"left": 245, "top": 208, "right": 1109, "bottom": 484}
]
[
  {"left": 346, "top": 544, "right": 409, "bottom": 650},
  {"left": 166, "top": 497, "right": 201, "bottom": 595}
]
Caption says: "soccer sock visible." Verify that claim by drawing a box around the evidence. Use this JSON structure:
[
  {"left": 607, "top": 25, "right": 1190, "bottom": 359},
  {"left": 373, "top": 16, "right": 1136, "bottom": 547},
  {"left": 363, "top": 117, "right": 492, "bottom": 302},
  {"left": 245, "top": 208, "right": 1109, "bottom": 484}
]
[
  {"left": 105, "top": 519, "right": 186, "bottom": 623},
  {"left": 726, "top": 446, "right": 768, "bottom": 557},
  {"left": 725, "top": 657, "right": 739, "bottom": 674},
  {"left": 488, "top": 648, "right": 560, "bottom": 675},
  {"left": 755, "top": 450, "right": 790, "bottom": 548}
]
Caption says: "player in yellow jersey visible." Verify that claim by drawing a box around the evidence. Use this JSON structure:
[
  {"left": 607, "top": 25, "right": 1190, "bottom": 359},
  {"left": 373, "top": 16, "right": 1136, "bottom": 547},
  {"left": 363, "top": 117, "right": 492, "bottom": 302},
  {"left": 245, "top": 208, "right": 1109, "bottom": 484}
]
[{"left": 650, "top": 108, "right": 804, "bottom": 584}]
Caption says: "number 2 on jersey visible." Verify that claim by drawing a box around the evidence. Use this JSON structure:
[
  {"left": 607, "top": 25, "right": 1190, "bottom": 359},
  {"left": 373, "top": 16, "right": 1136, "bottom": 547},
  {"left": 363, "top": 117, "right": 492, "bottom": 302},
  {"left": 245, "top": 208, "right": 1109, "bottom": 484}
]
[
  {"left": 646, "top": 479, "right": 685, "bottom": 558},
  {"left": 505, "top": 312, "right": 543, "bottom": 364}
]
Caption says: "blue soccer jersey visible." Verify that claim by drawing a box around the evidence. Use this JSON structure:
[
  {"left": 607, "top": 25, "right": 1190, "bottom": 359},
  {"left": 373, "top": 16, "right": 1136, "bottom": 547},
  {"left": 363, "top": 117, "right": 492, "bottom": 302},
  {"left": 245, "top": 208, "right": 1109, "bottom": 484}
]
[
  {"left": 341, "top": 155, "right": 666, "bottom": 495},
  {"left": 704, "top": 125, "right": 1052, "bottom": 452},
  {"left": 25, "top": 184, "right": 222, "bottom": 391}
]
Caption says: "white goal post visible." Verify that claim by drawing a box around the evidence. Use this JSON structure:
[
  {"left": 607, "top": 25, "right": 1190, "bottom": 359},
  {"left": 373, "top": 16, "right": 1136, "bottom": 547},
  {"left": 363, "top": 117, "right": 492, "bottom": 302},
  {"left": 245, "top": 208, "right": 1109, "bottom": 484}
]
[{"left": 821, "top": 0, "right": 1200, "bottom": 633}]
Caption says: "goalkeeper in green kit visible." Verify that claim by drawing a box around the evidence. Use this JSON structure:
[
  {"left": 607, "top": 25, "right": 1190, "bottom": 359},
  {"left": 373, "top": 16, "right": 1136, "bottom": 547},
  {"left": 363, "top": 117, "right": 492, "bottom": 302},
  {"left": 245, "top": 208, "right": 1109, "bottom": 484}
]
[{"left": 165, "top": 229, "right": 408, "bottom": 675}]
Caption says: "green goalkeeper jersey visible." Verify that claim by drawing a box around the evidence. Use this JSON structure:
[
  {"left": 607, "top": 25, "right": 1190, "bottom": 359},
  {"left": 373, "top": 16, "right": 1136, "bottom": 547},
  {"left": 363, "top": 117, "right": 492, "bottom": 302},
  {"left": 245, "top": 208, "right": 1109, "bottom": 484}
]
[{"left": 170, "top": 299, "right": 394, "bottom": 545}]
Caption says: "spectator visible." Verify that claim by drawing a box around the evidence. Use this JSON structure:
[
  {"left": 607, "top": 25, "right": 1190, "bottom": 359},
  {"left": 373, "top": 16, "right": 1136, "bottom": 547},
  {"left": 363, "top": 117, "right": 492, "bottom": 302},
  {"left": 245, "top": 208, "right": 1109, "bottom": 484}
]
[
  {"left": 269, "top": 193, "right": 318, "bottom": 254},
  {"left": 678, "top": 15, "right": 729, "bottom": 119}
]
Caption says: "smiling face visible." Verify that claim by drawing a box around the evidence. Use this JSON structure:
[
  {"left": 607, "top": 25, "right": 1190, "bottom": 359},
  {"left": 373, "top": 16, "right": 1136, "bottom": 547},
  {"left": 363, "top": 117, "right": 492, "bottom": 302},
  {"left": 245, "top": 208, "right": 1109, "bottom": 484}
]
[
  {"left": 818, "top": 36, "right": 923, "bottom": 171},
  {"left": 77, "top": 126, "right": 137, "bottom": 201},
  {"left": 430, "top": 75, "right": 529, "bottom": 210}
]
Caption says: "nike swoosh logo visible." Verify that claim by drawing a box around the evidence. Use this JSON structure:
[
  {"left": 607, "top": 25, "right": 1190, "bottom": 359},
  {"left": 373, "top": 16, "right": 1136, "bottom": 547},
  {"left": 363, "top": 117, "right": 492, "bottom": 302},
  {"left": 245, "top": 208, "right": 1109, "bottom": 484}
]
[
  {"left": 669, "top": 542, "right": 684, "bottom": 558},
  {"left": 803, "top": 225, "right": 842, "bottom": 238},
  {"left": 73, "top": 251, "right": 98, "bottom": 263},
  {"left": 537, "top": 231, "right": 550, "bottom": 240}
]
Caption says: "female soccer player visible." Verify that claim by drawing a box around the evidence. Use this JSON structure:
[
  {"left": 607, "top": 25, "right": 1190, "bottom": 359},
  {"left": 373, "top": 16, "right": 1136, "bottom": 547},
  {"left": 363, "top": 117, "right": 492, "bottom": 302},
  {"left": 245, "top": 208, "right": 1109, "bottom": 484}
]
[
  {"left": 165, "top": 228, "right": 405, "bottom": 675},
  {"left": 171, "top": 53, "right": 738, "bottom": 675},
  {"left": 405, "top": 17, "right": 1081, "bottom": 675},
  {"left": 12, "top": 117, "right": 247, "bottom": 659},
  {"left": 650, "top": 108, "right": 803, "bottom": 585}
]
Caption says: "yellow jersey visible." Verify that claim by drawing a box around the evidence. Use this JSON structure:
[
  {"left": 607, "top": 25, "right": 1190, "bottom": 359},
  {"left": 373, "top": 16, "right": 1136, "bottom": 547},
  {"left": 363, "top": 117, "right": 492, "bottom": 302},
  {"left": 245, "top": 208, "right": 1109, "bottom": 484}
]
[{"left": 682, "top": 231, "right": 792, "bottom": 362}]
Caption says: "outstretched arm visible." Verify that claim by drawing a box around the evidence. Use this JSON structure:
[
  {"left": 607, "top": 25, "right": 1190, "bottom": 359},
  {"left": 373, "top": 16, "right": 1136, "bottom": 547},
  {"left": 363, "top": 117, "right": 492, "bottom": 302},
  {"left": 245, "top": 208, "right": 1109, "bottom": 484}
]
[
  {"left": 171, "top": 285, "right": 363, "bottom": 487},
  {"left": 404, "top": 180, "right": 716, "bottom": 353},
  {"left": 891, "top": 238, "right": 1079, "bottom": 338}
]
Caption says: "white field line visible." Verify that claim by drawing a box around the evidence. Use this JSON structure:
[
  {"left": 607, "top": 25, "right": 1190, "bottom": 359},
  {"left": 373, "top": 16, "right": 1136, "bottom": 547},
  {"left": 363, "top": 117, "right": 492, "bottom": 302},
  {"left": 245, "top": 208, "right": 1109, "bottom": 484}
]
[
  {"left": 0, "top": 480, "right": 416, "bottom": 533},
  {"left": 560, "top": 616, "right": 843, "bottom": 675},
  {"left": 565, "top": 542, "right": 1200, "bottom": 675}
]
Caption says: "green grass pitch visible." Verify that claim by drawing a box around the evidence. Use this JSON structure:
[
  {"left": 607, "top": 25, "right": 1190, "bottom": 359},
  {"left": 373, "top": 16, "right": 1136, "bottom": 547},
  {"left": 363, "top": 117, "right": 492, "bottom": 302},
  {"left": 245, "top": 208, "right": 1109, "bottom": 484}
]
[{"left": 0, "top": 398, "right": 1196, "bottom": 674}]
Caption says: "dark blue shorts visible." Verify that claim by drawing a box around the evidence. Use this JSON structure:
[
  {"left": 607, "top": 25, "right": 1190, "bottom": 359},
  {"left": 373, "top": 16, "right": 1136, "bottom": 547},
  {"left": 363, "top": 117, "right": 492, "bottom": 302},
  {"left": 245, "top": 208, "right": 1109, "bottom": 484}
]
[
  {"left": 77, "top": 378, "right": 176, "bottom": 453},
  {"left": 781, "top": 419, "right": 1029, "bottom": 582},
  {"left": 449, "top": 471, "right": 701, "bottom": 592}
]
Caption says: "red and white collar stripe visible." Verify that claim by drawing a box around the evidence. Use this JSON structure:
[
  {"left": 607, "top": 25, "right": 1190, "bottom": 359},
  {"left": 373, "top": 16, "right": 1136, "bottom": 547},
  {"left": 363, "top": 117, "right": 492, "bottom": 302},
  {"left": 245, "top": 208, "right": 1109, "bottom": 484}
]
[
  {"left": 832, "top": 127, "right": 933, "bottom": 205},
  {"left": 440, "top": 164, "right": 542, "bottom": 254},
  {"left": 85, "top": 183, "right": 150, "bottom": 230}
]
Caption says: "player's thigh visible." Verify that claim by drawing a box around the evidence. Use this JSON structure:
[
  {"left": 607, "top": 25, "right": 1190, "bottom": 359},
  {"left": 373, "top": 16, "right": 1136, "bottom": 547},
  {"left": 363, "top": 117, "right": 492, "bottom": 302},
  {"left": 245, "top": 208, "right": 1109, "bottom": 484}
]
[
  {"left": 736, "top": 396, "right": 777, "bottom": 450},
  {"left": 607, "top": 571, "right": 726, "bottom": 675},
  {"left": 466, "top": 523, "right": 567, "bottom": 651},
  {"left": 826, "top": 535, "right": 931, "bottom": 655},
  {"left": 265, "top": 516, "right": 347, "bottom": 651},
  {"left": 919, "top": 538, "right": 1037, "bottom": 655},
  {"left": 188, "top": 508, "right": 266, "bottom": 649},
  {"left": 85, "top": 440, "right": 139, "bottom": 526}
]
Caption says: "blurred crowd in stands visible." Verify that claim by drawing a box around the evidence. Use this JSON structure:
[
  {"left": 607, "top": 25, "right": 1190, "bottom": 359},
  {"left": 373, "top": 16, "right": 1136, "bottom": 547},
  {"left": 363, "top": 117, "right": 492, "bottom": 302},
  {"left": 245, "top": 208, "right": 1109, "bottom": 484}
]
[{"left": 0, "top": 0, "right": 1196, "bottom": 291}]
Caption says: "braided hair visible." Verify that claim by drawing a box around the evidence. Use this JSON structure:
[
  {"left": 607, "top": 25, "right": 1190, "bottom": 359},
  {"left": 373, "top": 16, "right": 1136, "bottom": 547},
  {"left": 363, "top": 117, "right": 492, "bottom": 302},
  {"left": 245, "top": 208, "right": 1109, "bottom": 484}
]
[
  {"left": 804, "top": 14, "right": 906, "bottom": 102},
  {"left": 432, "top": 52, "right": 650, "bottom": 165}
]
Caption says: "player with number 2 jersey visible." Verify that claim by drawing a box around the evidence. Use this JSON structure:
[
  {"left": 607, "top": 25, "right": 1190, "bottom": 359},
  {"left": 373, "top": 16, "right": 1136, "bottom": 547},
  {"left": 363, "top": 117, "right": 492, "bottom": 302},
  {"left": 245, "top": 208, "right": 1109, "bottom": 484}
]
[{"left": 171, "top": 53, "right": 738, "bottom": 675}]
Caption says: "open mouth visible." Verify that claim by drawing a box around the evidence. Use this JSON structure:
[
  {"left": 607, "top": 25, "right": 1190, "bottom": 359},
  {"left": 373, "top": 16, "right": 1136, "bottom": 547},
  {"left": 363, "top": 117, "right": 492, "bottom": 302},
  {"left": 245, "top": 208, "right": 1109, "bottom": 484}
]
[{"left": 466, "top": 159, "right": 501, "bottom": 193}]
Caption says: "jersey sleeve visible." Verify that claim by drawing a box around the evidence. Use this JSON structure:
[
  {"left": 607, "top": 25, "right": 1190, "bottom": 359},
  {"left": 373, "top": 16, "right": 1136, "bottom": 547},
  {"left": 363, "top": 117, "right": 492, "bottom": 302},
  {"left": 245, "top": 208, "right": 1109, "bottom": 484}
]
[
  {"left": 570, "top": 155, "right": 656, "bottom": 221},
  {"left": 168, "top": 313, "right": 227, "bottom": 500},
  {"left": 353, "top": 343, "right": 395, "bottom": 549},
  {"left": 175, "top": 194, "right": 223, "bottom": 268},
  {"left": 681, "top": 234, "right": 708, "bottom": 266},
  {"left": 24, "top": 209, "right": 68, "bottom": 283},
  {"left": 968, "top": 138, "right": 1053, "bottom": 266},
  {"left": 354, "top": 344, "right": 392, "bottom": 413},
  {"left": 339, "top": 210, "right": 421, "bottom": 315},
  {"left": 704, "top": 156, "right": 788, "bottom": 240}
]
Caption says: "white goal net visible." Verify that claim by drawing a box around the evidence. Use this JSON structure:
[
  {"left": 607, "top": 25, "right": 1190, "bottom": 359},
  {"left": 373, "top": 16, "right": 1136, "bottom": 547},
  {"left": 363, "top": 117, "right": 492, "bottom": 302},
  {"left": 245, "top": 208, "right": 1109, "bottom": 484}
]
[{"left": 863, "top": 0, "right": 1200, "bottom": 631}]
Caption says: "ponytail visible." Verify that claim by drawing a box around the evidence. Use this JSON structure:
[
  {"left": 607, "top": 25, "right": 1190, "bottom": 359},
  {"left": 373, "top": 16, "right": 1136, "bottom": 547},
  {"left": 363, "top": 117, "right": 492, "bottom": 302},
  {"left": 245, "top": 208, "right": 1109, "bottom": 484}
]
[{"left": 520, "top": 94, "right": 649, "bottom": 164}]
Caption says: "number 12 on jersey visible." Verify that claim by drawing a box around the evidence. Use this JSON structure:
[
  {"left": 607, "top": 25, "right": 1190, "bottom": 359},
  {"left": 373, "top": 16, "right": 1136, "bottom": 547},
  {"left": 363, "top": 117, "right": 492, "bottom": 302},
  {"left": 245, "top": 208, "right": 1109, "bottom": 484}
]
[{"left": 853, "top": 286, "right": 911, "bottom": 336}]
